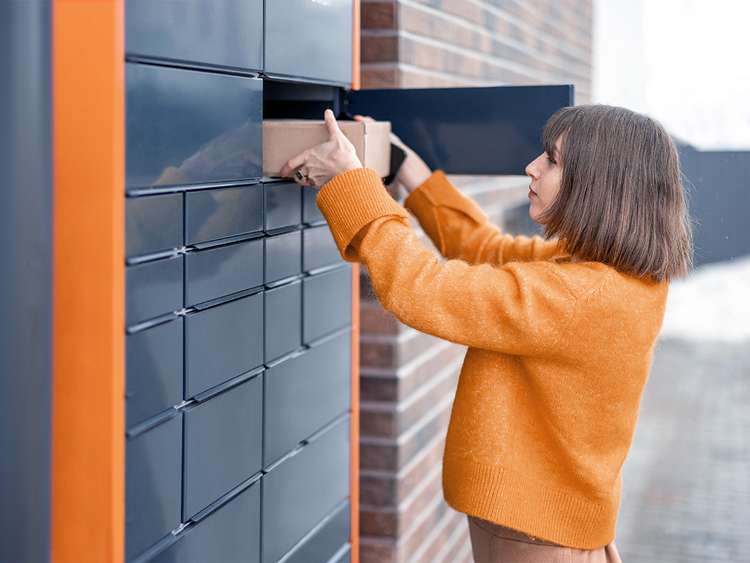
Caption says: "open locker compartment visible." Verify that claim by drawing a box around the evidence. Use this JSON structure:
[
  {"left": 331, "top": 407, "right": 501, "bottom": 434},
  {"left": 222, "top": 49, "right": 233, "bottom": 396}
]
[{"left": 263, "top": 78, "right": 575, "bottom": 177}]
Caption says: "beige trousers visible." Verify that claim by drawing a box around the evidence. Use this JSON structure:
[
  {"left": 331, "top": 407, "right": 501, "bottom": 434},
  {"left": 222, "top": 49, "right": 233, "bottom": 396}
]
[{"left": 467, "top": 515, "right": 624, "bottom": 563}]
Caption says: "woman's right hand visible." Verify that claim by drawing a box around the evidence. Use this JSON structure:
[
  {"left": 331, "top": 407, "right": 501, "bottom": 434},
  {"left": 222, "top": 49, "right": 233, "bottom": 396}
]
[{"left": 353, "top": 114, "right": 432, "bottom": 194}]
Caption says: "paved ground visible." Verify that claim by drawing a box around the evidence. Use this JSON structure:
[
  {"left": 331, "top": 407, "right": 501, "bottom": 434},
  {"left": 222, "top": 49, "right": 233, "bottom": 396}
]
[{"left": 615, "top": 336, "right": 750, "bottom": 562}]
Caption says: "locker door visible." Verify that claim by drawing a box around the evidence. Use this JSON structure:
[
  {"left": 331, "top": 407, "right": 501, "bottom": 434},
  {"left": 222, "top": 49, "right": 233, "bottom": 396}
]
[{"left": 345, "top": 85, "right": 574, "bottom": 175}]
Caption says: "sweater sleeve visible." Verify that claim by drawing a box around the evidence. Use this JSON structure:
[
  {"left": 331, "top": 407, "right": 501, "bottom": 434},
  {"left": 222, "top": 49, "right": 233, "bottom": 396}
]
[
  {"left": 403, "top": 169, "right": 567, "bottom": 265},
  {"left": 316, "top": 167, "right": 579, "bottom": 356}
]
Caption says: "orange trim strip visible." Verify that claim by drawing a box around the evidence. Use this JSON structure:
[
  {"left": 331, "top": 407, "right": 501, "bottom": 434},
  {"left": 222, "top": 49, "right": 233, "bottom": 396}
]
[
  {"left": 51, "top": 1, "right": 125, "bottom": 561},
  {"left": 351, "top": 2, "right": 361, "bottom": 561}
]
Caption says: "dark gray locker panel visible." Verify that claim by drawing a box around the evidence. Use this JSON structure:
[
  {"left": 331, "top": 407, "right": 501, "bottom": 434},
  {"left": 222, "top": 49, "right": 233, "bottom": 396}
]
[
  {"left": 185, "top": 238, "right": 263, "bottom": 306},
  {"left": 264, "top": 280, "right": 302, "bottom": 362},
  {"left": 183, "top": 375, "right": 263, "bottom": 519},
  {"left": 126, "top": 0, "right": 263, "bottom": 72},
  {"left": 185, "top": 185, "right": 263, "bottom": 245},
  {"left": 281, "top": 502, "right": 350, "bottom": 563},
  {"left": 0, "top": 3, "right": 53, "bottom": 560},
  {"left": 302, "top": 185, "right": 324, "bottom": 225},
  {"left": 264, "top": 181, "right": 302, "bottom": 231},
  {"left": 303, "top": 224, "right": 340, "bottom": 272},
  {"left": 126, "top": 64, "right": 262, "bottom": 189},
  {"left": 149, "top": 481, "right": 261, "bottom": 563},
  {"left": 264, "top": 230, "right": 302, "bottom": 284},
  {"left": 330, "top": 544, "right": 352, "bottom": 563},
  {"left": 126, "top": 319, "right": 183, "bottom": 429},
  {"left": 126, "top": 193, "right": 183, "bottom": 258},
  {"left": 264, "top": 330, "right": 351, "bottom": 466},
  {"left": 264, "top": 0, "right": 352, "bottom": 85},
  {"left": 126, "top": 256, "right": 183, "bottom": 327},
  {"left": 185, "top": 293, "right": 263, "bottom": 399},
  {"left": 261, "top": 415, "right": 350, "bottom": 563},
  {"left": 346, "top": 85, "right": 574, "bottom": 175},
  {"left": 303, "top": 267, "right": 352, "bottom": 343},
  {"left": 126, "top": 413, "right": 182, "bottom": 561}
]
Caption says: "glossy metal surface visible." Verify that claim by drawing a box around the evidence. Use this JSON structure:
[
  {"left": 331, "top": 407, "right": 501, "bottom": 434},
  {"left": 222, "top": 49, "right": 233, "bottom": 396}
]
[
  {"left": 126, "top": 256, "right": 184, "bottom": 327},
  {"left": 186, "top": 185, "right": 263, "bottom": 245},
  {"left": 281, "top": 502, "right": 350, "bottom": 563},
  {"left": 264, "top": 330, "right": 351, "bottom": 467},
  {"left": 126, "top": 64, "right": 262, "bottom": 189},
  {"left": 264, "top": 181, "right": 302, "bottom": 231},
  {"left": 126, "top": 0, "right": 263, "bottom": 71},
  {"left": 303, "top": 266, "right": 352, "bottom": 344},
  {"left": 126, "top": 193, "right": 183, "bottom": 258},
  {"left": 264, "top": 230, "right": 302, "bottom": 284},
  {"left": 261, "top": 414, "right": 350, "bottom": 563},
  {"left": 265, "top": 0, "right": 352, "bottom": 85},
  {"left": 183, "top": 375, "right": 263, "bottom": 519},
  {"left": 126, "top": 414, "right": 182, "bottom": 561},
  {"left": 185, "top": 239, "right": 264, "bottom": 306},
  {"left": 264, "top": 280, "right": 302, "bottom": 362},
  {"left": 0, "top": 2, "right": 52, "bottom": 559},
  {"left": 126, "top": 319, "right": 183, "bottom": 429},
  {"left": 347, "top": 84, "right": 575, "bottom": 174},
  {"left": 185, "top": 293, "right": 263, "bottom": 398},
  {"left": 303, "top": 224, "right": 341, "bottom": 272}
]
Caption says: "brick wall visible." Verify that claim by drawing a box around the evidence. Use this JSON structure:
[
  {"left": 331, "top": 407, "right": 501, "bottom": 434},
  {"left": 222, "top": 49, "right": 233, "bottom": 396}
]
[
  {"left": 362, "top": 0, "right": 592, "bottom": 102},
  {"left": 357, "top": 2, "right": 593, "bottom": 562}
]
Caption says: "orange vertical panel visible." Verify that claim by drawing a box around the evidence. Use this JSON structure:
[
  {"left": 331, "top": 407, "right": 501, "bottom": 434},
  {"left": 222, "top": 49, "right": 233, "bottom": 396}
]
[
  {"left": 350, "top": 2, "right": 361, "bottom": 562},
  {"left": 51, "top": 1, "right": 125, "bottom": 562}
]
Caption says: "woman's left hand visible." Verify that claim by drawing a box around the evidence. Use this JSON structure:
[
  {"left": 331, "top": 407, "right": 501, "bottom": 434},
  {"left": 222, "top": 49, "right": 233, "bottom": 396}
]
[{"left": 280, "top": 109, "right": 363, "bottom": 188}]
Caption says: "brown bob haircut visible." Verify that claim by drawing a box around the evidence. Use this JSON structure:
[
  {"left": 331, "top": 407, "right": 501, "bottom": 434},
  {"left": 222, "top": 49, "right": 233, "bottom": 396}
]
[{"left": 535, "top": 104, "right": 694, "bottom": 283}]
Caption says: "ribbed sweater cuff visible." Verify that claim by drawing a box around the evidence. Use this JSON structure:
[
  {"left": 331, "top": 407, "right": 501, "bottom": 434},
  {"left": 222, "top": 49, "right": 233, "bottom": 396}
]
[
  {"left": 316, "top": 167, "right": 410, "bottom": 261},
  {"left": 403, "top": 169, "right": 487, "bottom": 224}
]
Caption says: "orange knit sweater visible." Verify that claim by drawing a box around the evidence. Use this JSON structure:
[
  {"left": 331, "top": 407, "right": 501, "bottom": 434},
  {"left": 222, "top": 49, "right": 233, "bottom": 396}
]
[{"left": 316, "top": 167, "right": 669, "bottom": 549}]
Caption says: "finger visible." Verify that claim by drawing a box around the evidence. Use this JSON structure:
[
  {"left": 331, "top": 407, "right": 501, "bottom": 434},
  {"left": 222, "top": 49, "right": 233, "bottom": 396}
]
[
  {"left": 280, "top": 150, "right": 309, "bottom": 177},
  {"left": 324, "top": 108, "right": 341, "bottom": 139},
  {"left": 353, "top": 114, "right": 375, "bottom": 123}
]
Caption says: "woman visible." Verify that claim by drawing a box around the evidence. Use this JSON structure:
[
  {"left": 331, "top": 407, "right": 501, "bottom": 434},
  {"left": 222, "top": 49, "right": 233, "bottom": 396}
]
[{"left": 280, "top": 105, "right": 693, "bottom": 562}]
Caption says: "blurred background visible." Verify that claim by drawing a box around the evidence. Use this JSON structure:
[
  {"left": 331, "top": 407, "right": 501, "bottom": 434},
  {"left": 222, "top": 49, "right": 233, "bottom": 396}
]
[{"left": 359, "top": 1, "right": 749, "bottom": 561}]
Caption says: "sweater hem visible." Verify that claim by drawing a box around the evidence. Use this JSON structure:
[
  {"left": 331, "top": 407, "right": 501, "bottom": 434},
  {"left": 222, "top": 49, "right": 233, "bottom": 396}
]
[{"left": 442, "top": 451, "right": 617, "bottom": 550}]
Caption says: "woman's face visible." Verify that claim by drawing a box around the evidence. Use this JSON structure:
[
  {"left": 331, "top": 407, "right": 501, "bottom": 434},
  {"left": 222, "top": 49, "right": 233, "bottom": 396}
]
[{"left": 525, "top": 136, "right": 563, "bottom": 224}]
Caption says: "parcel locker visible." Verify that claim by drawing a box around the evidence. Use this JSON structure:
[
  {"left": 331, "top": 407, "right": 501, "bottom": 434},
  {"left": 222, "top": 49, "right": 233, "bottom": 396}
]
[
  {"left": 126, "top": 64, "right": 262, "bottom": 190},
  {"left": 302, "top": 185, "right": 325, "bottom": 225},
  {"left": 261, "top": 414, "right": 351, "bottom": 563},
  {"left": 185, "top": 185, "right": 264, "bottom": 245},
  {"left": 146, "top": 479, "right": 262, "bottom": 563},
  {"left": 126, "top": 412, "right": 183, "bottom": 561},
  {"left": 303, "top": 266, "right": 353, "bottom": 343},
  {"left": 264, "top": 230, "right": 302, "bottom": 284},
  {"left": 280, "top": 501, "right": 351, "bottom": 563},
  {"left": 185, "top": 292, "right": 263, "bottom": 399},
  {"left": 183, "top": 372, "right": 263, "bottom": 520},
  {"left": 264, "top": 0, "right": 353, "bottom": 86},
  {"left": 126, "top": 193, "right": 183, "bottom": 259},
  {"left": 185, "top": 237, "right": 264, "bottom": 306},
  {"left": 126, "top": 0, "right": 263, "bottom": 72},
  {"left": 264, "top": 181, "right": 302, "bottom": 232},
  {"left": 126, "top": 318, "right": 183, "bottom": 429},
  {"left": 264, "top": 329, "right": 351, "bottom": 467},
  {"left": 303, "top": 224, "right": 342, "bottom": 272},
  {"left": 264, "top": 280, "right": 303, "bottom": 362},
  {"left": 126, "top": 256, "right": 183, "bottom": 327}
]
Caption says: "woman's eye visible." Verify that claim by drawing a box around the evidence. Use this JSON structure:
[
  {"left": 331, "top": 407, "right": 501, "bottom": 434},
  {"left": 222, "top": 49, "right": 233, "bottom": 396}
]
[{"left": 546, "top": 154, "right": 556, "bottom": 165}]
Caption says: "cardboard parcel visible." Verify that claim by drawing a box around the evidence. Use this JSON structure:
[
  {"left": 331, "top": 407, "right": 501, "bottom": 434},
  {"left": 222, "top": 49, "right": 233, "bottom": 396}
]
[{"left": 263, "top": 119, "right": 392, "bottom": 179}]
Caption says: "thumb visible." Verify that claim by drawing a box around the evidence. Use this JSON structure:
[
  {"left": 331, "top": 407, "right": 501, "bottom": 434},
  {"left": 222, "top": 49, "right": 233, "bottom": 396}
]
[{"left": 324, "top": 109, "right": 341, "bottom": 139}]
